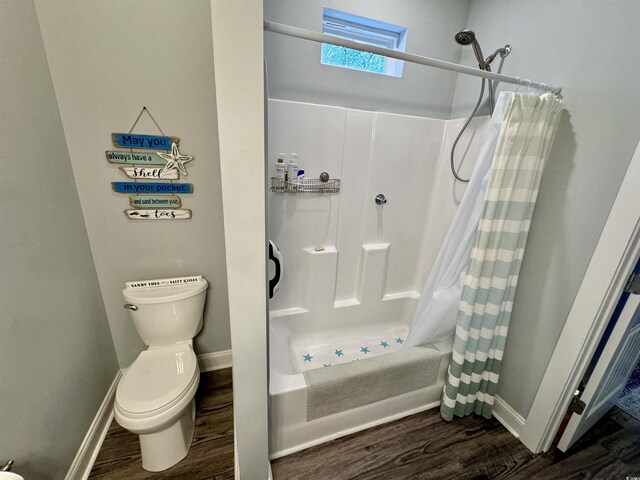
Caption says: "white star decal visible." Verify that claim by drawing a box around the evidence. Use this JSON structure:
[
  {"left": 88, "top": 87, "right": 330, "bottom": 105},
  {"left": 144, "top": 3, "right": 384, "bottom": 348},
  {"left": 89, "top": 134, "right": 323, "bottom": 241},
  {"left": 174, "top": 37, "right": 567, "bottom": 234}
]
[{"left": 158, "top": 142, "right": 194, "bottom": 176}]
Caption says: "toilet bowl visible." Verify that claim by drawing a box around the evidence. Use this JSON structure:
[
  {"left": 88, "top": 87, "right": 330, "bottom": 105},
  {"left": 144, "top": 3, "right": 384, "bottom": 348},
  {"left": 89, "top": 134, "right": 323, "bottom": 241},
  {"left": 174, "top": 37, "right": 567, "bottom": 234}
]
[
  {"left": 115, "top": 343, "right": 200, "bottom": 471},
  {"left": 114, "top": 276, "right": 208, "bottom": 472}
]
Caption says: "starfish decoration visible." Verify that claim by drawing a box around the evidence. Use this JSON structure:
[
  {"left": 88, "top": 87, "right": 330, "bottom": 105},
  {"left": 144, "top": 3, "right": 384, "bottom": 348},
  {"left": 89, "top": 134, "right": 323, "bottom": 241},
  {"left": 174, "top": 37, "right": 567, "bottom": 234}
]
[
  {"left": 158, "top": 142, "right": 194, "bottom": 176},
  {"left": 335, "top": 349, "right": 344, "bottom": 357},
  {"left": 380, "top": 341, "right": 389, "bottom": 348},
  {"left": 303, "top": 353, "right": 313, "bottom": 362},
  {"left": 395, "top": 337, "right": 404, "bottom": 344},
  {"left": 360, "top": 346, "right": 370, "bottom": 354}
]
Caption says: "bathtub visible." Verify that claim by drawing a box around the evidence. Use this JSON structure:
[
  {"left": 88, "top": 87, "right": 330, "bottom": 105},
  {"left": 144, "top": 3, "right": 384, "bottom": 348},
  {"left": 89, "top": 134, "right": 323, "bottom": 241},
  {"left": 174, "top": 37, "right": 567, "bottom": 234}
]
[
  {"left": 268, "top": 300, "right": 453, "bottom": 459},
  {"left": 265, "top": 98, "right": 484, "bottom": 458}
]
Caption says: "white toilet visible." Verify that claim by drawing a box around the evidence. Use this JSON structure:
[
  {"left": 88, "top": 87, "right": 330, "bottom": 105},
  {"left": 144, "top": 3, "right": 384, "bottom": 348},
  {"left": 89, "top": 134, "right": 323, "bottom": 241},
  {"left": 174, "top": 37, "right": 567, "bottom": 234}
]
[{"left": 114, "top": 276, "right": 208, "bottom": 472}]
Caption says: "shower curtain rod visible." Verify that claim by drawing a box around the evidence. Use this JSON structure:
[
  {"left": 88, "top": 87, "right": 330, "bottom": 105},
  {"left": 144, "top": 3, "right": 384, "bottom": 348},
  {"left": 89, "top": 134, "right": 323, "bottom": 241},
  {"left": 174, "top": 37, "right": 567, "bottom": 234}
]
[{"left": 264, "top": 21, "right": 562, "bottom": 96}]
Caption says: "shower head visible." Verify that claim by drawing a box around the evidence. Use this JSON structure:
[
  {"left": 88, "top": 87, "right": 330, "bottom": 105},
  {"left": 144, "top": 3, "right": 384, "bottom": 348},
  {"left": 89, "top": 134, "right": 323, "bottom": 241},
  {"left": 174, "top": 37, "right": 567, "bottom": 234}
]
[
  {"left": 454, "top": 29, "right": 476, "bottom": 46},
  {"left": 454, "top": 29, "right": 486, "bottom": 69}
]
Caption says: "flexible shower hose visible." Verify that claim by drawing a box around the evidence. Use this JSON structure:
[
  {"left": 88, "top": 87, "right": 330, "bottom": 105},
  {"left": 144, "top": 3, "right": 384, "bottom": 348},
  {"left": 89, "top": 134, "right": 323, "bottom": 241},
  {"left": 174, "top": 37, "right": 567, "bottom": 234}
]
[{"left": 450, "top": 78, "right": 494, "bottom": 183}]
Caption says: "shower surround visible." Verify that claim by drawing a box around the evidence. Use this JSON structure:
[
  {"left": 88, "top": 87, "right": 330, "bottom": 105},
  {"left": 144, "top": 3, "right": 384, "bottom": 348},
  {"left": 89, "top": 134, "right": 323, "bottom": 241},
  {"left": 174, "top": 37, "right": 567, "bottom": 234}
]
[{"left": 267, "top": 98, "right": 488, "bottom": 457}]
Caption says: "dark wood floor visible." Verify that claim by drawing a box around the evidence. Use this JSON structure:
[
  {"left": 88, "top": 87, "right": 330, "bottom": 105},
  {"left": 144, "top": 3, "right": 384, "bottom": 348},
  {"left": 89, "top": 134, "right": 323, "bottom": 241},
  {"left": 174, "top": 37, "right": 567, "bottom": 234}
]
[
  {"left": 89, "top": 368, "right": 234, "bottom": 480},
  {"left": 90, "top": 367, "right": 640, "bottom": 480},
  {"left": 272, "top": 406, "right": 640, "bottom": 480}
]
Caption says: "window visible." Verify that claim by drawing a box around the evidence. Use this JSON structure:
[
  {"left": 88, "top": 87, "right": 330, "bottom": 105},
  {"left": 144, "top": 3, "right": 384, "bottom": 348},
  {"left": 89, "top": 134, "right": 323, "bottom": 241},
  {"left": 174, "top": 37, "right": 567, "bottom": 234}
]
[{"left": 321, "top": 8, "right": 407, "bottom": 77}]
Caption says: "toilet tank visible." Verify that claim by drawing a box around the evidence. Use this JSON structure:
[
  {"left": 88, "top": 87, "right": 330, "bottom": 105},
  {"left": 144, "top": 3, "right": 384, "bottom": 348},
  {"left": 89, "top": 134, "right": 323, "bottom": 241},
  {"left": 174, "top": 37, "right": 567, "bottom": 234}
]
[{"left": 122, "top": 276, "right": 208, "bottom": 346}]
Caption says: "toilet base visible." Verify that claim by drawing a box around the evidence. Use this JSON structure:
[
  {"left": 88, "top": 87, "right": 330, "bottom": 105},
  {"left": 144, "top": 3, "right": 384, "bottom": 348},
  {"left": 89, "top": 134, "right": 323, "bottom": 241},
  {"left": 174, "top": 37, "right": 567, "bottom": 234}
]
[{"left": 139, "top": 399, "right": 196, "bottom": 472}]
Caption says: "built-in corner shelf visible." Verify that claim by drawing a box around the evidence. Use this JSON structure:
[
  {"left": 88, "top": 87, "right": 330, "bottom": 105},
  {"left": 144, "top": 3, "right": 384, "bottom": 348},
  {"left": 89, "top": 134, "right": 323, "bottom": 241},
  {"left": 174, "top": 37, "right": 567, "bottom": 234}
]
[{"left": 271, "top": 177, "right": 341, "bottom": 194}]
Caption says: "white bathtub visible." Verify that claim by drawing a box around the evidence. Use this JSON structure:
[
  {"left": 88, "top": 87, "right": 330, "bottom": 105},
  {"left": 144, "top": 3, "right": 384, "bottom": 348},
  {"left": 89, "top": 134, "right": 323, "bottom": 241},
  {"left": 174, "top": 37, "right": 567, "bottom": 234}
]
[
  {"left": 265, "top": 99, "right": 485, "bottom": 458},
  {"left": 268, "top": 302, "right": 452, "bottom": 459}
]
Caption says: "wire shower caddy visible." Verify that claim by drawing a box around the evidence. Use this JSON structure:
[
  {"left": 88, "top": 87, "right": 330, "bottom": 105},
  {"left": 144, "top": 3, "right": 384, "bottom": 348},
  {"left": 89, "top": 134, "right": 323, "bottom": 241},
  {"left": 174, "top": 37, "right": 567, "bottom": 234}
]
[{"left": 271, "top": 177, "right": 341, "bottom": 194}]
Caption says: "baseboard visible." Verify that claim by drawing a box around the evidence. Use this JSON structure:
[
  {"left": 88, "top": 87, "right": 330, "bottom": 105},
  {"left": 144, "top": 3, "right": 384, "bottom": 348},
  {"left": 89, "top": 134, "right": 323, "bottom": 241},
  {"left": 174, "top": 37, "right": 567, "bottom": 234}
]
[
  {"left": 492, "top": 395, "right": 526, "bottom": 438},
  {"left": 64, "top": 370, "right": 122, "bottom": 480},
  {"left": 198, "top": 349, "right": 233, "bottom": 372}
]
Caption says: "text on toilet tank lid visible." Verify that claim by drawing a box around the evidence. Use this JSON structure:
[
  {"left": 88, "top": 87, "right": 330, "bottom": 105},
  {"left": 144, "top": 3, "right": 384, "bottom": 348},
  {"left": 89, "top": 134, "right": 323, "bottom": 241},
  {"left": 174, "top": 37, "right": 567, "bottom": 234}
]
[{"left": 125, "top": 275, "right": 203, "bottom": 289}]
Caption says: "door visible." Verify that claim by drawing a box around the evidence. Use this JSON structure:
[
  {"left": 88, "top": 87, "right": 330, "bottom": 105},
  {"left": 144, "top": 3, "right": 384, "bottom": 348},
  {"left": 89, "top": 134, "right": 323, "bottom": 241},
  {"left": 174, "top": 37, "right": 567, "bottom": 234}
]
[{"left": 558, "top": 270, "right": 640, "bottom": 451}]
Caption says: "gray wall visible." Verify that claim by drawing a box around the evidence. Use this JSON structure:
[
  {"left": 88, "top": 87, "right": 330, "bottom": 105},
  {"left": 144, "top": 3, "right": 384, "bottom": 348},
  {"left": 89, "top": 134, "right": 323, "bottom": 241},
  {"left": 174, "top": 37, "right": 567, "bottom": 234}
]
[
  {"left": 453, "top": 0, "right": 640, "bottom": 418},
  {"left": 264, "top": 0, "right": 471, "bottom": 119},
  {"left": 35, "top": 0, "right": 230, "bottom": 368},
  {"left": 0, "top": 2, "right": 119, "bottom": 478}
]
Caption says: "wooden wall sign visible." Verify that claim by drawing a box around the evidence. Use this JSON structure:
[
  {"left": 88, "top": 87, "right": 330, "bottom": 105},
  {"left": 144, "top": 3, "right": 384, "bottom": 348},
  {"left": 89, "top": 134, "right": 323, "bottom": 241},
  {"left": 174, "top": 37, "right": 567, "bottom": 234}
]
[
  {"left": 112, "top": 133, "right": 179, "bottom": 150},
  {"left": 111, "top": 182, "right": 193, "bottom": 194},
  {"left": 107, "top": 110, "right": 194, "bottom": 221},
  {"left": 125, "top": 209, "right": 192, "bottom": 220},
  {"left": 106, "top": 151, "right": 167, "bottom": 165},
  {"left": 129, "top": 195, "right": 182, "bottom": 209},
  {"left": 119, "top": 166, "right": 179, "bottom": 180}
]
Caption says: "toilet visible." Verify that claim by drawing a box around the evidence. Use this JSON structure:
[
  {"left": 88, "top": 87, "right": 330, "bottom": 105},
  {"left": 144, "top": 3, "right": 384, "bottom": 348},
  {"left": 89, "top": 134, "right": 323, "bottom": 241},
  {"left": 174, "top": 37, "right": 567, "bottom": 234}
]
[{"left": 114, "top": 276, "right": 208, "bottom": 472}]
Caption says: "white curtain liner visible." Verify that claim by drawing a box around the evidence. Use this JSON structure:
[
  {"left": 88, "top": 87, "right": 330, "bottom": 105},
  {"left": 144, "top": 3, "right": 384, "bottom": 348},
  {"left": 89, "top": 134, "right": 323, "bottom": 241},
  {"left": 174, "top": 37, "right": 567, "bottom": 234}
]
[{"left": 405, "top": 92, "right": 514, "bottom": 348}]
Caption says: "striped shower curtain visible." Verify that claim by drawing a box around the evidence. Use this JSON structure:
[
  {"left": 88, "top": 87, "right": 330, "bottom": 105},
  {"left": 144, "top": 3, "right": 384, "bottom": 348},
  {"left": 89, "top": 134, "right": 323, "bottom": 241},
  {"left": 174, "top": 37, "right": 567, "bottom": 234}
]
[{"left": 441, "top": 93, "right": 563, "bottom": 421}]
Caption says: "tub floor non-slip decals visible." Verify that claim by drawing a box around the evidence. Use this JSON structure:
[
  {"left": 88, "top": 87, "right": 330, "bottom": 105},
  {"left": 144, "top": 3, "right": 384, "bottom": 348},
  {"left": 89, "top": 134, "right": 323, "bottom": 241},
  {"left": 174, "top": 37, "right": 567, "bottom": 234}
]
[{"left": 292, "top": 327, "right": 408, "bottom": 373}]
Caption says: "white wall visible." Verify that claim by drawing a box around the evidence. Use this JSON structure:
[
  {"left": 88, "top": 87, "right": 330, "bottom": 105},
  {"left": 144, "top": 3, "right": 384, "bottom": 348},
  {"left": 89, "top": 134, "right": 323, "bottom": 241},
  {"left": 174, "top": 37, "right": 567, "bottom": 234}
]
[
  {"left": 34, "top": 0, "right": 230, "bottom": 367},
  {"left": 453, "top": 0, "right": 640, "bottom": 418},
  {"left": 267, "top": 100, "right": 488, "bottom": 338},
  {"left": 268, "top": 100, "right": 445, "bottom": 312},
  {"left": 264, "top": 0, "right": 471, "bottom": 119},
  {"left": 0, "top": 2, "right": 119, "bottom": 478}
]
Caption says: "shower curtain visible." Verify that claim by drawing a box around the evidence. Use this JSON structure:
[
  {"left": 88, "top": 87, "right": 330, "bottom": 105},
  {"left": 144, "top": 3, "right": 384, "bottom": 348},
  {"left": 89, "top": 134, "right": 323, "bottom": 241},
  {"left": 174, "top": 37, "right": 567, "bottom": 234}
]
[
  {"left": 404, "top": 92, "right": 514, "bottom": 349},
  {"left": 440, "top": 93, "right": 563, "bottom": 420}
]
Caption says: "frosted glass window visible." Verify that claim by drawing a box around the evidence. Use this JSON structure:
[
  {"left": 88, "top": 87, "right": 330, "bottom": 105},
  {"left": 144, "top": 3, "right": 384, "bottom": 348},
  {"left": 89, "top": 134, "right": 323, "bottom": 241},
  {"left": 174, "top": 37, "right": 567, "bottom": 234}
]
[{"left": 321, "top": 8, "right": 407, "bottom": 77}]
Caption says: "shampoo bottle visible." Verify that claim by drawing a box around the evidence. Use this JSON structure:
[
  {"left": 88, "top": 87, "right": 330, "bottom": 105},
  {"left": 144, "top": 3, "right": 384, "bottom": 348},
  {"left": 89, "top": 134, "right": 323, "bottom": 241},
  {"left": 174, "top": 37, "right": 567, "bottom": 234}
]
[
  {"left": 296, "top": 169, "right": 305, "bottom": 192},
  {"left": 275, "top": 153, "right": 286, "bottom": 181},
  {"left": 287, "top": 153, "right": 299, "bottom": 184}
]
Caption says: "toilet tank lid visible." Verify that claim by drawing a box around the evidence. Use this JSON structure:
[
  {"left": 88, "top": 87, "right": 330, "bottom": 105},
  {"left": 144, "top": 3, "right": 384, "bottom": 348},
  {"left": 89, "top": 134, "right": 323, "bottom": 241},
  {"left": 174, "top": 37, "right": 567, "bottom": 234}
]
[{"left": 123, "top": 276, "right": 208, "bottom": 304}]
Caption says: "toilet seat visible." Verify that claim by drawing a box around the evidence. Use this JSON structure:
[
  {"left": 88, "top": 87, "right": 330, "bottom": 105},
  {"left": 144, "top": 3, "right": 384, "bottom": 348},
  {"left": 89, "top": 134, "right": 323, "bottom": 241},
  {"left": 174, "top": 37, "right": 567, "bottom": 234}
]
[{"left": 116, "top": 343, "right": 198, "bottom": 418}]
